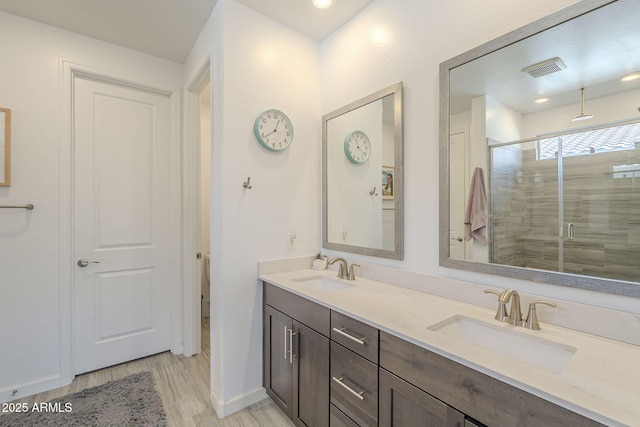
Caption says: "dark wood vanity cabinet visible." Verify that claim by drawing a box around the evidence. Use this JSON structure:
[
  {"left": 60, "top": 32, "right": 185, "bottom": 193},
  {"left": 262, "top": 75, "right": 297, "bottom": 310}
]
[
  {"left": 263, "top": 284, "right": 330, "bottom": 427},
  {"left": 263, "top": 282, "right": 604, "bottom": 427},
  {"left": 379, "top": 368, "right": 464, "bottom": 427},
  {"left": 380, "top": 331, "right": 604, "bottom": 427}
]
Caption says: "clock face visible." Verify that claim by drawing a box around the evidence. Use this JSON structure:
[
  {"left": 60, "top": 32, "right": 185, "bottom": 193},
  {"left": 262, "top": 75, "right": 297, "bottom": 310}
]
[
  {"left": 254, "top": 109, "right": 294, "bottom": 151},
  {"left": 344, "top": 130, "right": 371, "bottom": 164}
]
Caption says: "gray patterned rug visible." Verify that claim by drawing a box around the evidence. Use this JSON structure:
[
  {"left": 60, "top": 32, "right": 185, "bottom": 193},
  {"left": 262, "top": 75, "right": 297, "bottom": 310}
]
[{"left": 1, "top": 371, "right": 166, "bottom": 426}]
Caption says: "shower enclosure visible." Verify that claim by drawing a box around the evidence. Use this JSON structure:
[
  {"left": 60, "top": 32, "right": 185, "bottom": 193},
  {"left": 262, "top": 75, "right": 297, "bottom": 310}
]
[{"left": 489, "top": 121, "right": 640, "bottom": 283}]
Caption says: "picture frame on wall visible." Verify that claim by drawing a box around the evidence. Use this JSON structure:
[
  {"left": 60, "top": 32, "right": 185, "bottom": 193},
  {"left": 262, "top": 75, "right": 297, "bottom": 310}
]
[
  {"left": 0, "top": 107, "right": 11, "bottom": 186},
  {"left": 382, "top": 165, "right": 394, "bottom": 200}
]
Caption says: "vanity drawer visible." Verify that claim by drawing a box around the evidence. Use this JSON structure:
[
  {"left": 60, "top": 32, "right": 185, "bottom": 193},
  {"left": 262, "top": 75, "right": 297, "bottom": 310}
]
[
  {"left": 331, "top": 342, "right": 378, "bottom": 427},
  {"left": 263, "top": 282, "right": 330, "bottom": 337},
  {"left": 380, "top": 331, "right": 604, "bottom": 427},
  {"left": 330, "top": 404, "right": 360, "bottom": 427},
  {"left": 331, "top": 310, "right": 379, "bottom": 363}
]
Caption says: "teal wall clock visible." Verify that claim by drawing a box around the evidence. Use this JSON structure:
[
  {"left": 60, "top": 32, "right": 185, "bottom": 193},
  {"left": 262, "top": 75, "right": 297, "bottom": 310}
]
[
  {"left": 344, "top": 130, "right": 371, "bottom": 164},
  {"left": 254, "top": 109, "right": 294, "bottom": 151}
]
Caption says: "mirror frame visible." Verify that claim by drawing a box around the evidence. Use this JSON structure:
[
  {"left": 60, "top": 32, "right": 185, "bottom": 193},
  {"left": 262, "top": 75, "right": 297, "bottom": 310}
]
[
  {"left": 0, "top": 107, "right": 10, "bottom": 186},
  {"left": 323, "top": 82, "right": 404, "bottom": 259},
  {"left": 439, "top": 0, "right": 640, "bottom": 298}
]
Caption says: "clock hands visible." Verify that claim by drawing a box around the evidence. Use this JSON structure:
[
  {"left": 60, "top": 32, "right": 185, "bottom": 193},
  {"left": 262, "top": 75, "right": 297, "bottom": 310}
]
[{"left": 263, "top": 119, "right": 281, "bottom": 138}]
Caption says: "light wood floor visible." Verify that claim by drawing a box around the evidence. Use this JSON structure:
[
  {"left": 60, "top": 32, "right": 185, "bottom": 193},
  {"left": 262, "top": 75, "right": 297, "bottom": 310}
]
[{"left": 6, "top": 317, "right": 294, "bottom": 427}]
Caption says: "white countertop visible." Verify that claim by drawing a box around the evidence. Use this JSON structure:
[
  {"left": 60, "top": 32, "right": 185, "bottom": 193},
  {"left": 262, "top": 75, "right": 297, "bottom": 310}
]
[{"left": 260, "top": 268, "right": 640, "bottom": 427}]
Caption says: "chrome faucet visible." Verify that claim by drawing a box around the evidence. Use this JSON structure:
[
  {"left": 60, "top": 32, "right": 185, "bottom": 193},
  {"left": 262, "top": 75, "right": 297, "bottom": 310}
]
[
  {"left": 498, "top": 289, "right": 523, "bottom": 326},
  {"left": 328, "top": 257, "right": 348, "bottom": 279},
  {"left": 485, "top": 289, "right": 557, "bottom": 330}
]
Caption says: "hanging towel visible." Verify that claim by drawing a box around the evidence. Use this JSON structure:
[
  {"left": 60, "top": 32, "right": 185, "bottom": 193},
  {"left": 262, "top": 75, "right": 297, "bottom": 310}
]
[{"left": 464, "top": 167, "right": 488, "bottom": 245}]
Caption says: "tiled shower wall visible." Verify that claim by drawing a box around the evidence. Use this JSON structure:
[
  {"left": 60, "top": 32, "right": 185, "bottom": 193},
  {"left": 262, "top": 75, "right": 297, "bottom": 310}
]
[{"left": 490, "top": 146, "right": 640, "bottom": 282}]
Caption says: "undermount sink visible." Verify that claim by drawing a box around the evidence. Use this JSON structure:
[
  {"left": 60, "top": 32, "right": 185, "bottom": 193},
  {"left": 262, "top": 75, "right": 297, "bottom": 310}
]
[
  {"left": 291, "top": 275, "right": 356, "bottom": 292},
  {"left": 428, "top": 315, "right": 576, "bottom": 374}
]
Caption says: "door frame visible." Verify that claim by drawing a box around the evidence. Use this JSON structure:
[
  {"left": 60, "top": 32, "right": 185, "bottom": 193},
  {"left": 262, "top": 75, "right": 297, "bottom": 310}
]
[
  {"left": 58, "top": 58, "right": 182, "bottom": 383},
  {"left": 182, "top": 58, "right": 211, "bottom": 357}
]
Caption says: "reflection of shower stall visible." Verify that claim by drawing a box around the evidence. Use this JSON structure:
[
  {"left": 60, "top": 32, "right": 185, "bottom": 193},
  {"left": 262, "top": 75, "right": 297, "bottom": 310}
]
[{"left": 488, "top": 121, "right": 640, "bottom": 283}]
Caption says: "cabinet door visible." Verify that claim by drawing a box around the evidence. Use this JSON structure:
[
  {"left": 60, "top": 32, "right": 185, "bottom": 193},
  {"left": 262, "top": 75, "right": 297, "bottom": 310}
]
[
  {"left": 379, "top": 368, "right": 464, "bottom": 427},
  {"left": 264, "top": 305, "right": 294, "bottom": 418},
  {"left": 293, "top": 320, "right": 330, "bottom": 427}
]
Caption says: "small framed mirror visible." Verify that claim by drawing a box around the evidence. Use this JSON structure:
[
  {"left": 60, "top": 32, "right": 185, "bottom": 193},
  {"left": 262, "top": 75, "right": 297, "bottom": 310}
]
[
  {"left": 0, "top": 107, "right": 10, "bottom": 186},
  {"left": 323, "top": 82, "right": 403, "bottom": 259}
]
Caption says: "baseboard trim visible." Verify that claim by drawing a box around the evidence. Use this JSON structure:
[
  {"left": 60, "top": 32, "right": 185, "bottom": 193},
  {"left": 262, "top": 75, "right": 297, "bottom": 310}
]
[
  {"left": 1, "top": 374, "right": 71, "bottom": 404},
  {"left": 210, "top": 387, "right": 268, "bottom": 418}
]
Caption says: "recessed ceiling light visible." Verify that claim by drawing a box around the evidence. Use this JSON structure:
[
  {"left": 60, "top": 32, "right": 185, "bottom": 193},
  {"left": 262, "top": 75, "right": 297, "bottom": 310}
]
[
  {"left": 312, "top": 0, "right": 333, "bottom": 9},
  {"left": 621, "top": 72, "right": 640, "bottom": 82},
  {"left": 534, "top": 97, "right": 549, "bottom": 104}
]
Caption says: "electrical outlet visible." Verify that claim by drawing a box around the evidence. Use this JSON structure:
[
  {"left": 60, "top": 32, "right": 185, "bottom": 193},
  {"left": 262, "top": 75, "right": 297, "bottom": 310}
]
[{"left": 286, "top": 228, "right": 297, "bottom": 250}]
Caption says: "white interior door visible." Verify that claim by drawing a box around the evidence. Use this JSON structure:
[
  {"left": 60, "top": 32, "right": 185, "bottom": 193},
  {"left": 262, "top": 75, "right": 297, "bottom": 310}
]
[
  {"left": 73, "top": 76, "right": 172, "bottom": 374},
  {"left": 449, "top": 131, "right": 468, "bottom": 260}
]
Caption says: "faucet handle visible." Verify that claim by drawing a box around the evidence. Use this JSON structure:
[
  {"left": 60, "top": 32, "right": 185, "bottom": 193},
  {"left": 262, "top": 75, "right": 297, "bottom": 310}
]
[
  {"left": 348, "top": 263, "right": 360, "bottom": 280},
  {"left": 524, "top": 300, "right": 557, "bottom": 330},
  {"left": 484, "top": 289, "right": 508, "bottom": 322}
]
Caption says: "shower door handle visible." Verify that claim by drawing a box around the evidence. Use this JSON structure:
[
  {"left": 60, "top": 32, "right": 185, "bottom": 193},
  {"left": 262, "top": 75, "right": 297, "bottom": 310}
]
[{"left": 567, "top": 223, "right": 574, "bottom": 241}]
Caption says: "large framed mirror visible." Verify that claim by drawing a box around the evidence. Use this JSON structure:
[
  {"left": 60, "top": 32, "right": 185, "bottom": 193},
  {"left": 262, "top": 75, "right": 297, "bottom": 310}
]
[
  {"left": 440, "top": 0, "right": 640, "bottom": 298},
  {"left": 323, "top": 82, "right": 403, "bottom": 259}
]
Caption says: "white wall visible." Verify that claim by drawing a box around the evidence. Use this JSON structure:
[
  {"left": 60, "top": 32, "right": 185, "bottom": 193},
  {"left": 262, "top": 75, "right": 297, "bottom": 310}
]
[
  {"left": 0, "top": 11, "right": 183, "bottom": 401},
  {"left": 184, "top": 0, "right": 322, "bottom": 414},
  {"left": 320, "top": 0, "right": 638, "bottom": 314},
  {"left": 523, "top": 88, "right": 640, "bottom": 138},
  {"left": 486, "top": 96, "right": 523, "bottom": 143}
]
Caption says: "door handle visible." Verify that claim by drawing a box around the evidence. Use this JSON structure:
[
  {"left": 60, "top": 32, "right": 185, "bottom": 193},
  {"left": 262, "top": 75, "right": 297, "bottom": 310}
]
[
  {"left": 567, "top": 223, "right": 574, "bottom": 241},
  {"left": 283, "top": 326, "right": 297, "bottom": 364},
  {"left": 77, "top": 259, "right": 100, "bottom": 267}
]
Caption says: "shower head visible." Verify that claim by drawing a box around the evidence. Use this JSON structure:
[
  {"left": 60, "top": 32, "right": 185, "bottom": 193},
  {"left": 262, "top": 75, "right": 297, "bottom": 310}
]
[{"left": 572, "top": 88, "right": 593, "bottom": 121}]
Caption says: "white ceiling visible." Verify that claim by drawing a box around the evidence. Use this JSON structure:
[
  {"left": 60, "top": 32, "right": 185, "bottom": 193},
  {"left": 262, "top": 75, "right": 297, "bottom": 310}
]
[
  {"left": 0, "top": 0, "right": 373, "bottom": 63},
  {"left": 234, "top": 0, "right": 374, "bottom": 41},
  {"left": 449, "top": 0, "right": 640, "bottom": 116}
]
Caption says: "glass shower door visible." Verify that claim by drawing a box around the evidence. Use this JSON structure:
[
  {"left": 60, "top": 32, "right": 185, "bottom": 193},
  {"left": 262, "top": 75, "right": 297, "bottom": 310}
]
[
  {"left": 559, "top": 125, "right": 640, "bottom": 282},
  {"left": 490, "top": 121, "right": 640, "bottom": 282},
  {"left": 489, "top": 137, "right": 561, "bottom": 272}
]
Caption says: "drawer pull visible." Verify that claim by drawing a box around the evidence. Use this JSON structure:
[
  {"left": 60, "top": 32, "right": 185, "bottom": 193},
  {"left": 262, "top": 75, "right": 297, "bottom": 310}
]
[
  {"left": 332, "top": 376, "right": 365, "bottom": 401},
  {"left": 332, "top": 327, "right": 366, "bottom": 345}
]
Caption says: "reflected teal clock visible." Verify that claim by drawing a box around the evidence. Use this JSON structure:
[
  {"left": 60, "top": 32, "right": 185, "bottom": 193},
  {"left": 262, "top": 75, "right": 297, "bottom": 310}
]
[
  {"left": 344, "top": 130, "right": 371, "bottom": 164},
  {"left": 254, "top": 109, "right": 294, "bottom": 151}
]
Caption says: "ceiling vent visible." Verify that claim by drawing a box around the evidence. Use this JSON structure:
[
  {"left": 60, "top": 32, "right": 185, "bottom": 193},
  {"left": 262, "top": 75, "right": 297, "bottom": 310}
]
[{"left": 522, "top": 57, "right": 567, "bottom": 78}]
